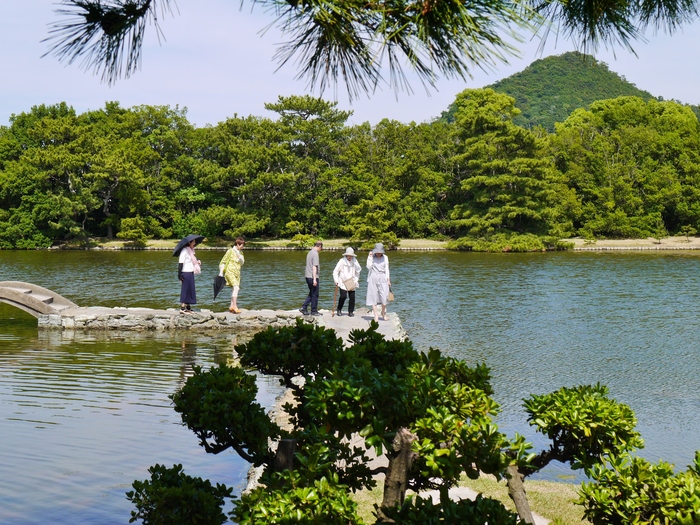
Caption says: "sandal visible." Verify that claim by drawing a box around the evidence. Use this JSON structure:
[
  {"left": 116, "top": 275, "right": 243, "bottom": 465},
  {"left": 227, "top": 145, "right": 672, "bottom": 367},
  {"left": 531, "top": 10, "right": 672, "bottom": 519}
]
[
  {"left": 229, "top": 307, "right": 241, "bottom": 314},
  {"left": 180, "top": 307, "right": 192, "bottom": 315},
  {"left": 383, "top": 314, "right": 389, "bottom": 321}
]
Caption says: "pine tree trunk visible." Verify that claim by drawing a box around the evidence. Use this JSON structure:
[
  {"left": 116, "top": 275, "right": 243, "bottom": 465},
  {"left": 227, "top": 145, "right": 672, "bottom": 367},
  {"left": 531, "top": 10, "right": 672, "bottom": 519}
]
[
  {"left": 376, "top": 428, "right": 417, "bottom": 522},
  {"left": 273, "top": 439, "right": 296, "bottom": 472},
  {"left": 506, "top": 464, "right": 535, "bottom": 524}
]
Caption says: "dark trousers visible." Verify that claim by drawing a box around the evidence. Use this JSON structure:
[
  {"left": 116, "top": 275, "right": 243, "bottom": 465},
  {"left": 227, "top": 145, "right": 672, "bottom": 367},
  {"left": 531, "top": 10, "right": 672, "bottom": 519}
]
[
  {"left": 302, "top": 278, "right": 319, "bottom": 312},
  {"left": 337, "top": 288, "right": 355, "bottom": 313},
  {"left": 179, "top": 272, "right": 196, "bottom": 304}
]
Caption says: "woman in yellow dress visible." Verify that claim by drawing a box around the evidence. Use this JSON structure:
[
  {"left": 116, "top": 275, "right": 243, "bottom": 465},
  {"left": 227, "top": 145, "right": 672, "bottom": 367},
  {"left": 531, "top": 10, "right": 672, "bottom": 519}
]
[{"left": 218, "top": 236, "right": 245, "bottom": 313}]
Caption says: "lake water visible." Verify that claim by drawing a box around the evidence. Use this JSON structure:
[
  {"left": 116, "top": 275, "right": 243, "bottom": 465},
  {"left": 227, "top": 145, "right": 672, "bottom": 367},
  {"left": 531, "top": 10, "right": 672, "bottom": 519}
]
[{"left": 2, "top": 249, "right": 700, "bottom": 523}]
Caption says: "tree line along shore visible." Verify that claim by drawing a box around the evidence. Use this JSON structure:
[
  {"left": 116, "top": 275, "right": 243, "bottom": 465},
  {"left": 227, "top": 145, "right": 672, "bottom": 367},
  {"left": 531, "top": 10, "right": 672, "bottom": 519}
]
[{"left": 3, "top": 91, "right": 700, "bottom": 253}]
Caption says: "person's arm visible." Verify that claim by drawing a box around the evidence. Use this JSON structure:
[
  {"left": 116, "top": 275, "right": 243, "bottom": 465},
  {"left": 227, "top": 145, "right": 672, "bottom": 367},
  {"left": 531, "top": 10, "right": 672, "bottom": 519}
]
[
  {"left": 386, "top": 256, "right": 391, "bottom": 287},
  {"left": 333, "top": 260, "right": 341, "bottom": 285},
  {"left": 179, "top": 250, "right": 187, "bottom": 279},
  {"left": 219, "top": 249, "right": 230, "bottom": 276},
  {"left": 366, "top": 253, "right": 373, "bottom": 270},
  {"left": 312, "top": 251, "right": 319, "bottom": 285},
  {"left": 354, "top": 259, "right": 361, "bottom": 279}
]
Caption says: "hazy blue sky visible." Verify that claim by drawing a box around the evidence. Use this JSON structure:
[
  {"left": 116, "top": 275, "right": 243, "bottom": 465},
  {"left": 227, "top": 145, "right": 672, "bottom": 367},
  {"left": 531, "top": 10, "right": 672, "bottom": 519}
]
[{"left": 3, "top": 0, "right": 700, "bottom": 127}]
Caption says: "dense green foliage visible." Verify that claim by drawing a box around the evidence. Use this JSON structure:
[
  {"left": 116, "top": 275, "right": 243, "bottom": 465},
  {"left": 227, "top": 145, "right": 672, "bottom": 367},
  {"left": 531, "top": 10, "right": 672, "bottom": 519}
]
[
  {"left": 172, "top": 363, "right": 280, "bottom": 461},
  {"left": 3, "top": 86, "right": 700, "bottom": 250},
  {"left": 382, "top": 494, "right": 520, "bottom": 524},
  {"left": 523, "top": 384, "right": 643, "bottom": 472},
  {"left": 581, "top": 453, "right": 700, "bottom": 524},
  {"left": 232, "top": 470, "right": 364, "bottom": 525},
  {"left": 126, "top": 463, "right": 233, "bottom": 525},
  {"left": 441, "top": 52, "right": 656, "bottom": 130},
  {"left": 128, "top": 321, "right": 700, "bottom": 524},
  {"left": 447, "top": 89, "right": 575, "bottom": 251},
  {"left": 550, "top": 96, "right": 700, "bottom": 239}
]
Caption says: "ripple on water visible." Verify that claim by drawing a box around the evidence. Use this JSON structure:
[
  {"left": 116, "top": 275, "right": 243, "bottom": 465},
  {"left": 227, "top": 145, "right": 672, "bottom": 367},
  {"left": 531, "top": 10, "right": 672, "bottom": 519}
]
[{"left": 2, "top": 250, "right": 700, "bottom": 515}]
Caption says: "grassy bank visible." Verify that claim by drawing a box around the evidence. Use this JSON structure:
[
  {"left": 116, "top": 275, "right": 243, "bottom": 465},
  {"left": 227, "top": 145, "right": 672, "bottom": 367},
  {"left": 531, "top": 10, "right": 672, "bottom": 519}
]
[
  {"left": 352, "top": 475, "right": 589, "bottom": 525},
  {"left": 65, "top": 238, "right": 450, "bottom": 250},
  {"left": 570, "top": 235, "right": 700, "bottom": 250},
  {"left": 63, "top": 236, "right": 700, "bottom": 251},
  {"left": 460, "top": 475, "right": 588, "bottom": 525}
]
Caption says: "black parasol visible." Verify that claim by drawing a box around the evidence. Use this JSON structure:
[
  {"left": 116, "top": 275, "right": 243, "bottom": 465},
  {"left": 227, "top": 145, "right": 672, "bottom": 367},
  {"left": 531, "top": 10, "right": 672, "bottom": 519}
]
[
  {"left": 213, "top": 275, "right": 227, "bottom": 299},
  {"left": 172, "top": 234, "right": 204, "bottom": 257}
]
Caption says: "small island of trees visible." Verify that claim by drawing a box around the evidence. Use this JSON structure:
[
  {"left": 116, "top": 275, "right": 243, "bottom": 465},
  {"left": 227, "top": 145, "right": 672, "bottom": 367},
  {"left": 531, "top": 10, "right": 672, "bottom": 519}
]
[{"left": 1, "top": 89, "right": 700, "bottom": 252}]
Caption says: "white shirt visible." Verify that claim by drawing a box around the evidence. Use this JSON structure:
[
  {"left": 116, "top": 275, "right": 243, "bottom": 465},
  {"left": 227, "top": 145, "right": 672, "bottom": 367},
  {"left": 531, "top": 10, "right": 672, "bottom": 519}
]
[{"left": 179, "top": 248, "right": 196, "bottom": 272}]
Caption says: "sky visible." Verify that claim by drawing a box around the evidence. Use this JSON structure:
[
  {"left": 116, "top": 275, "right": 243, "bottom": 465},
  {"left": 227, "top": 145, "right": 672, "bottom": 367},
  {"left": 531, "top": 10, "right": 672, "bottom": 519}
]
[{"left": 3, "top": 0, "right": 700, "bottom": 128}]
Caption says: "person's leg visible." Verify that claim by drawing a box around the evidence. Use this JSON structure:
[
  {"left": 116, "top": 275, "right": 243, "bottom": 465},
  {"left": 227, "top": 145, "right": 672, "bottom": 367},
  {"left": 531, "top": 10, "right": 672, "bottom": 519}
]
[
  {"left": 180, "top": 273, "right": 195, "bottom": 313},
  {"left": 301, "top": 278, "right": 313, "bottom": 312},
  {"left": 230, "top": 285, "right": 240, "bottom": 313},
  {"left": 381, "top": 302, "right": 387, "bottom": 320},
  {"left": 337, "top": 288, "right": 347, "bottom": 315},
  {"left": 372, "top": 304, "right": 379, "bottom": 322},
  {"left": 310, "top": 280, "right": 320, "bottom": 313},
  {"left": 180, "top": 276, "right": 188, "bottom": 310},
  {"left": 348, "top": 290, "right": 355, "bottom": 316}
]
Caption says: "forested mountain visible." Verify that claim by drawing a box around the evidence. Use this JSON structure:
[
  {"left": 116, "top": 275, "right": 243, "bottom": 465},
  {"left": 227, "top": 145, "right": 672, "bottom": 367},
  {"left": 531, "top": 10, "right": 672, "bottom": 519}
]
[{"left": 441, "top": 52, "right": 656, "bottom": 130}]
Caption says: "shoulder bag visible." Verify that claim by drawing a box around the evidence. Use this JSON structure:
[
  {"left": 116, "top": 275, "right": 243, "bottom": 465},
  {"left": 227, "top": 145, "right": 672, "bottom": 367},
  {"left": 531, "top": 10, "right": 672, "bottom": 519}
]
[{"left": 343, "top": 277, "right": 356, "bottom": 291}]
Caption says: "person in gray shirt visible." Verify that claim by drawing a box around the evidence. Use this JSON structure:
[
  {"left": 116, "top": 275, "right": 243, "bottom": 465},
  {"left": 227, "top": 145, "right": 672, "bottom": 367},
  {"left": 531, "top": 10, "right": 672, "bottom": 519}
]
[{"left": 299, "top": 241, "right": 323, "bottom": 315}]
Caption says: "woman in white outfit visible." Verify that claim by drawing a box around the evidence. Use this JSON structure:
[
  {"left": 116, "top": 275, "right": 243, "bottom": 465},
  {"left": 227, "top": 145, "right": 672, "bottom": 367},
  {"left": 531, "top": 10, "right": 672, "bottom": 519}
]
[
  {"left": 365, "top": 243, "right": 391, "bottom": 322},
  {"left": 333, "top": 247, "right": 361, "bottom": 317}
]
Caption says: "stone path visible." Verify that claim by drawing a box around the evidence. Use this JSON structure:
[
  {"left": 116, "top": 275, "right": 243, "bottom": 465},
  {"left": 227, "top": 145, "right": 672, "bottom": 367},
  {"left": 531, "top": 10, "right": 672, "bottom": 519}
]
[
  {"left": 37, "top": 303, "right": 408, "bottom": 334},
  {"left": 315, "top": 307, "right": 406, "bottom": 343}
]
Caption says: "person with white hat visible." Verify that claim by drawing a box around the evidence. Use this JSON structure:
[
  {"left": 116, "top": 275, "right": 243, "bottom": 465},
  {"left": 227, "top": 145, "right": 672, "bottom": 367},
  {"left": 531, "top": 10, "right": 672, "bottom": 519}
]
[
  {"left": 366, "top": 242, "right": 391, "bottom": 322},
  {"left": 332, "top": 247, "right": 361, "bottom": 317}
]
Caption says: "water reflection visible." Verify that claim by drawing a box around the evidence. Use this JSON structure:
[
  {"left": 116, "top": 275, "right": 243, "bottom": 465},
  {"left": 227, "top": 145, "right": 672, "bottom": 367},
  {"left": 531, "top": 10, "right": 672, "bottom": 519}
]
[
  {"left": 2, "top": 249, "right": 700, "bottom": 520},
  {"left": 0, "top": 302, "right": 279, "bottom": 525}
]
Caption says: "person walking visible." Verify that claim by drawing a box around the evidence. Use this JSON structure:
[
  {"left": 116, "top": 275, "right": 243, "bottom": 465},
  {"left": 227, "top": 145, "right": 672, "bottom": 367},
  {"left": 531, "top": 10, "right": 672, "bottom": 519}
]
[
  {"left": 365, "top": 242, "right": 391, "bottom": 322},
  {"left": 178, "top": 238, "right": 202, "bottom": 314},
  {"left": 332, "top": 247, "right": 361, "bottom": 317},
  {"left": 218, "top": 236, "right": 246, "bottom": 314},
  {"left": 300, "top": 241, "right": 323, "bottom": 316}
]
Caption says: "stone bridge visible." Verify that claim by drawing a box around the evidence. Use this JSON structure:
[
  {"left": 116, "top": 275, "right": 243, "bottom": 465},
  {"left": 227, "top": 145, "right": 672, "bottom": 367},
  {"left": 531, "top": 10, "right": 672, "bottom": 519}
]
[{"left": 0, "top": 281, "right": 78, "bottom": 318}]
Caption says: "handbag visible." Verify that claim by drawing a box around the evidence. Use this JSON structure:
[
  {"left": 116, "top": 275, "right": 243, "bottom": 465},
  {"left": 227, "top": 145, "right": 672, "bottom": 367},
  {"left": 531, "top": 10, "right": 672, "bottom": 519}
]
[
  {"left": 388, "top": 287, "right": 395, "bottom": 302},
  {"left": 343, "top": 277, "right": 356, "bottom": 291}
]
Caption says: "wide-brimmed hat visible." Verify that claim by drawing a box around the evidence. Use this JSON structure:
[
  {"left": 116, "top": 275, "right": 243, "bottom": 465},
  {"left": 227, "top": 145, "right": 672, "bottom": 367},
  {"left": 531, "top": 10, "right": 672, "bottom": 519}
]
[
  {"left": 373, "top": 243, "right": 385, "bottom": 254},
  {"left": 343, "top": 247, "right": 356, "bottom": 257}
]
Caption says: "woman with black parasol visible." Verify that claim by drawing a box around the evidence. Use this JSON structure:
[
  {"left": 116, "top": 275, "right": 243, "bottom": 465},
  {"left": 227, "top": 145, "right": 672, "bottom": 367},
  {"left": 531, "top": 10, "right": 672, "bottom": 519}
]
[{"left": 173, "top": 234, "right": 203, "bottom": 314}]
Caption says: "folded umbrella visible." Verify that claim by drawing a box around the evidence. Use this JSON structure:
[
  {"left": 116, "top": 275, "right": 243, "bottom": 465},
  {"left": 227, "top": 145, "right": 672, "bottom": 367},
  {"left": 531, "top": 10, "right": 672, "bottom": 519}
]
[
  {"left": 172, "top": 234, "right": 204, "bottom": 257},
  {"left": 213, "top": 275, "right": 227, "bottom": 299}
]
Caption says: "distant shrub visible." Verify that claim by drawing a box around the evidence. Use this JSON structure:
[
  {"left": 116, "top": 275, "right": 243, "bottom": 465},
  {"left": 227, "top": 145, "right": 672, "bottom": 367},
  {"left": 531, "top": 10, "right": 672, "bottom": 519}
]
[{"left": 448, "top": 233, "right": 572, "bottom": 252}]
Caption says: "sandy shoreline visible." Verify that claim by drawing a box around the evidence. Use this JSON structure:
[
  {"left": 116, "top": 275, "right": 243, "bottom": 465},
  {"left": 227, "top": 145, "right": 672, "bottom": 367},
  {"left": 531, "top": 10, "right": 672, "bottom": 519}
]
[
  {"left": 569, "top": 236, "right": 700, "bottom": 250},
  {"left": 46, "top": 236, "right": 700, "bottom": 251}
]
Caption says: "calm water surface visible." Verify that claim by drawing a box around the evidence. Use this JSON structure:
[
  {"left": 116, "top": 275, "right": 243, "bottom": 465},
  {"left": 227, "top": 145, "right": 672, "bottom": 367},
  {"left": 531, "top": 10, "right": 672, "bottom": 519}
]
[{"left": 1, "top": 249, "right": 700, "bottom": 522}]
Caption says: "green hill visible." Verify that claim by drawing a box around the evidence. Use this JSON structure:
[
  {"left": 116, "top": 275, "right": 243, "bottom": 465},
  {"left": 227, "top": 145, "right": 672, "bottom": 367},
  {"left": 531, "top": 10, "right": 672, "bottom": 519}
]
[{"left": 440, "top": 51, "right": 657, "bottom": 130}]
